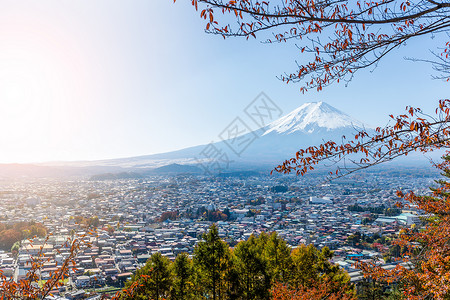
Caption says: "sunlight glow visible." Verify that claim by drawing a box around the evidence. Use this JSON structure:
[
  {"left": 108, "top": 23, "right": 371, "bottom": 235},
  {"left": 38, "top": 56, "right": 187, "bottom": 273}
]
[{"left": 0, "top": 15, "right": 87, "bottom": 163}]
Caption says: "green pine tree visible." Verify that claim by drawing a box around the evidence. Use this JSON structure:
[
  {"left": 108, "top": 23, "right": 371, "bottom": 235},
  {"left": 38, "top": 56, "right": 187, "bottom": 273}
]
[
  {"left": 194, "top": 224, "right": 232, "bottom": 300},
  {"left": 171, "top": 252, "right": 195, "bottom": 299},
  {"left": 125, "top": 252, "right": 173, "bottom": 300}
]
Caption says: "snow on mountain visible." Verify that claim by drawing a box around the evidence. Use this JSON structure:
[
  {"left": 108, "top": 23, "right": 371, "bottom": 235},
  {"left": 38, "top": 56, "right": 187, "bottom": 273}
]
[{"left": 263, "top": 101, "right": 366, "bottom": 135}]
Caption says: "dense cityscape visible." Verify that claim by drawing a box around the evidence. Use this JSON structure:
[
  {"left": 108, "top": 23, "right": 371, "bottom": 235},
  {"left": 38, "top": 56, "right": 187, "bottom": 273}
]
[
  {"left": 0, "top": 166, "right": 438, "bottom": 299},
  {"left": 0, "top": 0, "right": 448, "bottom": 297}
]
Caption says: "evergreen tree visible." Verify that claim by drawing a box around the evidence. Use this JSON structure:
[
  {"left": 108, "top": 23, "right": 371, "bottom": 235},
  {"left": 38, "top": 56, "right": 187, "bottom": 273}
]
[
  {"left": 171, "top": 252, "right": 194, "bottom": 299},
  {"left": 126, "top": 252, "right": 173, "bottom": 300},
  {"left": 116, "top": 230, "right": 354, "bottom": 300},
  {"left": 194, "top": 224, "right": 231, "bottom": 300},
  {"left": 234, "top": 235, "right": 270, "bottom": 299},
  {"left": 357, "top": 278, "right": 389, "bottom": 300},
  {"left": 290, "top": 244, "right": 352, "bottom": 294},
  {"left": 263, "top": 232, "right": 293, "bottom": 283},
  {"left": 224, "top": 254, "right": 242, "bottom": 300}
]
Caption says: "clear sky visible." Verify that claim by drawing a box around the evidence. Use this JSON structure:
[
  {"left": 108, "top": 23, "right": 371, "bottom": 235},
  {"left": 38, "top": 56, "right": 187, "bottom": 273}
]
[{"left": 0, "top": 0, "right": 448, "bottom": 163}]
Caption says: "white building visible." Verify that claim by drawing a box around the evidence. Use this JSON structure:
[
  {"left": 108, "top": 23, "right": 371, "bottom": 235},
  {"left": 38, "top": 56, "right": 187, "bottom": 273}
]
[{"left": 309, "top": 197, "right": 333, "bottom": 204}]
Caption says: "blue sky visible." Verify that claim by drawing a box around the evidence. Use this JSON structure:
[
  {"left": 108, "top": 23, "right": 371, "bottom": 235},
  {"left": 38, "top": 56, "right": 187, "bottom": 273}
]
[{"left": 0, "top": 0, "right": 448, "bottom": 163}]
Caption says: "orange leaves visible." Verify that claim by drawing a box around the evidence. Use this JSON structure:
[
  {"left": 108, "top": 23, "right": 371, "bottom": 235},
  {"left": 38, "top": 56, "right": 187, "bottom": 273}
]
[
  {"left": 271, "top": 280, "right": 355, "bottom": 300},
  {"left": 362, "top": 164, "right": 450, "bottom": 299},
  {"left": 442, "top": 41, "right": 450, "bottom": 61},
  {"left": 348, "top": 29, "right": 353, "bottom": 41},
  {"left": 0, "top": 232, "right": 92, "bottom": 300},
  {"left": 200, "top": 9, "right": 207, "bottom": 19},
  {"left": 400, "top": 1, "right": 410, "bottom": 12}
]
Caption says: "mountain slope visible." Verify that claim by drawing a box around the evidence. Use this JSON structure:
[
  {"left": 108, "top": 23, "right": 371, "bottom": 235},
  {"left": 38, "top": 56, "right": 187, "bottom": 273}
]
[{"left": 227, "top": 101, "right": 368, "bottom": 165}]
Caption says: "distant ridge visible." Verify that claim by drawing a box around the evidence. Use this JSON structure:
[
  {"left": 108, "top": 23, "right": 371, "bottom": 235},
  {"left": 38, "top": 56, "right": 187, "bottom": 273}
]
[
  {"left": 148, "top": 163, "right": 202, "bottom": 174},
  {"left": 90, "top": 172, "right": 144, "bottom": 181}
]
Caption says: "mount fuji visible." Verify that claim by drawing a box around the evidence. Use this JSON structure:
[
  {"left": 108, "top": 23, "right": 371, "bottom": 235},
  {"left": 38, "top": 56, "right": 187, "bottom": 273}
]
[
  {"left": 70, "top": 101, "right": 370, "bottom": 173},
  {"left": 228, "top": 101, "right": 368, "bottom": 167}
]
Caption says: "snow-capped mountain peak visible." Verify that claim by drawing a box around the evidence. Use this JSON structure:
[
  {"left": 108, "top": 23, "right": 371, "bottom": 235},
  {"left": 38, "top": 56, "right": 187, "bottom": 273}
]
[{"left": 263, "top": 101, "right": 365, "bottom": 135}]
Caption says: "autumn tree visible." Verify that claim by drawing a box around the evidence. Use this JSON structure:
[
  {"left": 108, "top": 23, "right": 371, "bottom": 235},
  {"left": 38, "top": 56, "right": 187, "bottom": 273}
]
[
  {"left": 354, "top": 156, "right": 450, "bottom": 299},
  {"left": 87, "top": 216, "right": 100, "bottom": 228},
  {"left": 159, "top": 211, "right": 178, "bottom": 222},
  {"left": 0, "top": 231, "right": 92, "bottom": 300},
  {"left": 0, "top": 222, "right": 47, "bottom": 252},
  {"left": 11, "top": 241, "right": 20, "bottom": 256},
  {"left": 0, "top": 229, "right": 22, "bottom": 251},
  {"left": 271, "top": 279, "right": 356, "bottom": 300},
  {"left": 269, "top": 245, "right": 355, "bottom": 299}
]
